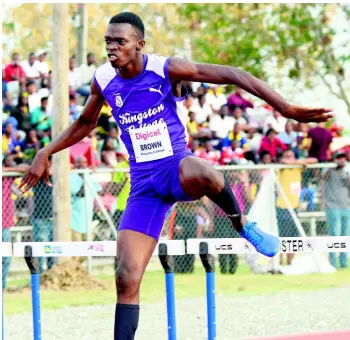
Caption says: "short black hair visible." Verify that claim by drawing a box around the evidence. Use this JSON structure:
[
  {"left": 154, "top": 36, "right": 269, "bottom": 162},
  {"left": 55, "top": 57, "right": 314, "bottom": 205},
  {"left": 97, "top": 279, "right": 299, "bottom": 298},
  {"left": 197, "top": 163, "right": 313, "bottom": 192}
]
[{"left": 109, "top": 12, "right": 145, "bottom": 39}]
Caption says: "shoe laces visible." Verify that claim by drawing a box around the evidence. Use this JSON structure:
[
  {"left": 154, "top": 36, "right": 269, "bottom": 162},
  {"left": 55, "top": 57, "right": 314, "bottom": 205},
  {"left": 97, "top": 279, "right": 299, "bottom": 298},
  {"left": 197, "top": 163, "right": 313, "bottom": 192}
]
[{"left": 245, "top": 223, "right": 263, "bottom": 247}]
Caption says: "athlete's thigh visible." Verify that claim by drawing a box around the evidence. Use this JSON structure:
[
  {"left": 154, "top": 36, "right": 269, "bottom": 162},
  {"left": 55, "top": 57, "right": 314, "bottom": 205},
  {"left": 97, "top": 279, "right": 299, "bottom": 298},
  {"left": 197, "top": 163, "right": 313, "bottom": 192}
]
[{"left": 179, "top": 155, "right": 224, "bottom": 199}]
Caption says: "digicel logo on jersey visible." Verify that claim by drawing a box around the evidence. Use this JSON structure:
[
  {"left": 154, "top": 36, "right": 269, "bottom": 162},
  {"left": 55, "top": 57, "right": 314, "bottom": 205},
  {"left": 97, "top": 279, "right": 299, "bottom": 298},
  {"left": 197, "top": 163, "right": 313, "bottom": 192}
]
[{"left": 135, "top": 128, "right": 161, "bottom": 141}]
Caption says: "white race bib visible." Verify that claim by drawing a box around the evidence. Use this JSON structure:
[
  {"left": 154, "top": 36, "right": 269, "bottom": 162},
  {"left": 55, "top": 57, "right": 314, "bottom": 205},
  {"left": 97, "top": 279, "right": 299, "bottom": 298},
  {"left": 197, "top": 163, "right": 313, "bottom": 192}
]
[{"left": 129, "top": 123, "right": 173, "bottom": 163}]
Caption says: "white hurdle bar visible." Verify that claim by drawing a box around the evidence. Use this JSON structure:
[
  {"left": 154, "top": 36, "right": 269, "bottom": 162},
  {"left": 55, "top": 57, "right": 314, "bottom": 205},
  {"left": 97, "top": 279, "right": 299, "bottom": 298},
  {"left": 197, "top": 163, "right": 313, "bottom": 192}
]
[
  {"left": 12, "top": 240, "right": 186, "bottom": 257},
  {"left": 1, "top": 242, "right": 12, "bottom": 257},
  {"left": 187, "top": 236, "right": 350, "bottom": 254}
]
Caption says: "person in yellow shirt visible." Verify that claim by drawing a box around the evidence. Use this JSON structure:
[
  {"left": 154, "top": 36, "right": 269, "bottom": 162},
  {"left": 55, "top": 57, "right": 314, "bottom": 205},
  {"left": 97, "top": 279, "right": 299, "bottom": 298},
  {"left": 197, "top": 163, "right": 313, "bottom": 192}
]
[{"left": 276, "top": 149, "right": 317, "bottom": 265}]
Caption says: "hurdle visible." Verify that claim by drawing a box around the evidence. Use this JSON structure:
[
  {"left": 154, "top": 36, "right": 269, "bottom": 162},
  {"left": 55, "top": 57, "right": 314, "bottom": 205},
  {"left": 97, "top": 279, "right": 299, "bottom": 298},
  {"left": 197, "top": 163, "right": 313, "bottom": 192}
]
[
  {"left": 12, "top": 240, "right": 185, "bottom": 340},
  {"left": 187, "top": 236, "right": 350, "bottom": 340}
]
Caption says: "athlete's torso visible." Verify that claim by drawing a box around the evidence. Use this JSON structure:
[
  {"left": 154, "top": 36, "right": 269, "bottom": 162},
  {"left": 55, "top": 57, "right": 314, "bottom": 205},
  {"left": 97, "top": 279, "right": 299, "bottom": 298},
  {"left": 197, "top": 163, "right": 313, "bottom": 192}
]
[{"left": 94, "top": 54, "right": 189, "bottom": 169}]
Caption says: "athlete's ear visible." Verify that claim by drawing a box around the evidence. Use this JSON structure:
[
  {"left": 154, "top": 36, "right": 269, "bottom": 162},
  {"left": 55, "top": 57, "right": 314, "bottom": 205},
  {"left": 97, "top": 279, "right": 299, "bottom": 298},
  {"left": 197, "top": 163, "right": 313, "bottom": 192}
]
[{"left": 136, "top": 40, "right": 145, "bottom": 53}]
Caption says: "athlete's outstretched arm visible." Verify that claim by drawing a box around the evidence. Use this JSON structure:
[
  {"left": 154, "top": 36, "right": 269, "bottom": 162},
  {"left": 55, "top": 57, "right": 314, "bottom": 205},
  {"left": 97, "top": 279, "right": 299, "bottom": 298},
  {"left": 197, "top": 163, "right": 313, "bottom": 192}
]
[
  {"left": 19, "top": 80, "right": 105, "bottom": 192},
  {"left": 168, "top": 57, "right": 334, "bottom": 123}
]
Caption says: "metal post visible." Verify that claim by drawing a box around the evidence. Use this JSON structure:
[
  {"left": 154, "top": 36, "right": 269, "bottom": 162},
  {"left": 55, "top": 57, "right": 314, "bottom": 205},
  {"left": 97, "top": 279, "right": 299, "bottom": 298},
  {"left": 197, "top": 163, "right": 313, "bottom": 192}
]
[
  {"left": 159, "top": 243, "right": 177, "bottom": 340},
  {"left": 199, "top": 242, "right": 216, "bottom": 340},
  {"left": 24, "top": 246, "right": 42, "bottom": 340},
  {"left": 83, "top": 171, "right": 92, "bottom": 274}
]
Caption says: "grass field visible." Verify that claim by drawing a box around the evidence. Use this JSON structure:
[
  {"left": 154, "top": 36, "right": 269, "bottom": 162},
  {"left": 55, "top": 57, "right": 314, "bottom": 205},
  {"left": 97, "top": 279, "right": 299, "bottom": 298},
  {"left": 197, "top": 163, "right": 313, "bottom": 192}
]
[{"left": 4, "top": 263, "right": 350, "bottom": 316}]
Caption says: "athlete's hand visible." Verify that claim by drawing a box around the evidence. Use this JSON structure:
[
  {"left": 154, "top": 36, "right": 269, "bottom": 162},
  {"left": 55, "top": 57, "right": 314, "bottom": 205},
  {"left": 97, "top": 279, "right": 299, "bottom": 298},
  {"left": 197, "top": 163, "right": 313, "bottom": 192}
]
[
  {"left": 282, "top": 105, "right": 334, "bottom": 123},
  {"left": 18, "top": 150, "right": 52, "bottom": 193}
]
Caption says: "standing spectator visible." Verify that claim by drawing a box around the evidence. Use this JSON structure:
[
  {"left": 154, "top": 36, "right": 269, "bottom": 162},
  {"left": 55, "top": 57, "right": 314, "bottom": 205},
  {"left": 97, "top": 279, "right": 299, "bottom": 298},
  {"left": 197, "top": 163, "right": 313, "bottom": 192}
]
[
  {"left": 3, "top": 52, "right": 26, "bottom": 85},
  {"left": 227, "top": 87, "right": 254, "bottom": 113},
  {"left": 26, "top": 80, "right": 41, "bottom": 112},
  {"left": 258, "top": 128, "right": 287, "bottom": 161},
  {"left": 30, "top": 97, "right": 52, "bottom": 131},
  {"left": 2, "top": 157, "right": 29, "bottom": 288},
  {"left": 31, "top": 159, "right": 54, "bottom": 273},
  {"left": 263, "top": 109, "right": 287, "bottom": 134},
  {"left": 205, "top": 85, "right": 227, "bottom": 112},
  {"left": 78, "top": 53, "right": 97, "bottom": 103},
  {"left": 20, "top": 52, "right": 40, "bottom": 85},
  {"left": 70, "top": 156, "right": 102, "bottom": 241},
  {"left": 322, "top": 151, "right": 350, "bottom": 269},
  {"left": 308, "top": 122, "right": 333, "bottom": 162},
  {"left": 276, "top": 149, "right": 317, "bottom": 265},
  {"left": 10, "top": 92, "right": 31, "bottom": 133}
]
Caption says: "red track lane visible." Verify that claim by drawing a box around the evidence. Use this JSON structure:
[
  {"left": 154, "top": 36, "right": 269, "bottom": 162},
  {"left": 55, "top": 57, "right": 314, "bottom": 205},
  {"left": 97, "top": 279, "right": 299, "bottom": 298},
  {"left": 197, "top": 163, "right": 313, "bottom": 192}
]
[{"left": 244, "top": 329, "right": 350, "bottom": 340}]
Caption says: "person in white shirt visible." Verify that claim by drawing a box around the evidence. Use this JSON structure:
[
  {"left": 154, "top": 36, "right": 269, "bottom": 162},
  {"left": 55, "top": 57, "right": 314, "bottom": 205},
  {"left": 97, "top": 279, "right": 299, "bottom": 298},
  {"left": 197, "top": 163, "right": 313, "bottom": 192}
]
[
  {"left": 68, "top": 56, "right": 83, "bottom": 91},
  {"left": 20, "top": 53, "right": 41, "bottom": 86},
  {"left": 77, "top": 53, "right": 97, "bottom": 104},
  {"left": 26, "top": 80, "right": 41, "bottom": 113},
  {"left": 263, "top": 109, "right": 287, "bottom": 134},
  {"left": 205, "top": 85, "right": 227, "bottom": 112},
  {"left": 191, "top": 94, "right": 213, "bottom": 125},
  {"left": 34, "top": 50, "right": 50, "bottom": 83},
  {"left": 209, "top": 105, "right": 235, "bottom": 142}
]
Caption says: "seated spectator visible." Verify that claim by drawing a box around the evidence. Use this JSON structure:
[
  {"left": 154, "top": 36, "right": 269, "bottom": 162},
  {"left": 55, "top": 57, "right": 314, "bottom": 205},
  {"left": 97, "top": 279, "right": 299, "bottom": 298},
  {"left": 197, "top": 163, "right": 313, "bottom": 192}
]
[
  {"left": 296, "top": 123, "right": 310, "bottom": 158},
  {"left": 30, "top": 97, "right": 52, "bottom": 131},
  {"left": 97, "top": 100, "right": 113, "bottom": 137},
  {"left": 101, "top": 137, "right": 118, "bottom": 167},
  {"left": 258, "top": 128, "right": 287, "bottom": 161},
  {"left": 78, "top": 53, "right": 97, "bottom": 104},
  {"left": 232, "top": 107, "right": 248, "bottom": 130},
  {"left": 186, "top": 111, "right": 211, "bottom": 143},
  {"left": 10, "top": 92, "right": 31, "bottom": 133},
  {"left": 191, "top": 94, "right": 213, "bottom": 125},
  {"left": 26, "top": 80, "right": 41, "bottom": 112},
  {"left": 35, "top": 49, "right": 50, "bottom": 85},
  {"left": 227, "top": 123, "right": 249, "bottom": 149},
  {"left": 195, "top": 141, "right": 220, "bottom": 165},
  {"left": 3, "top": 52, "right": 26, "bottom": 90},
  {"left": 205, "top": 85, "right": 227, "bottom": 113},
  {"left": 190, "top": 140, "right": 200, "bottom": 155},
  {"left": 209, "top": 105, "right": 235, "bottom": 147},
  {"left": 278, "top": 120, "right": 297, "bottom": 148},
  {"left": 19, "top": 129, "right": 40, "bottom": 164},
  {"left": 20, "top": 52, "right": 41, "bottom": 85},
  {"left": 308, "top": 122, "right": 333, "bottom": 162},
  {"left": 246, "top": 121, "right": 263, "bottom": 154},
  {"left": 220, "top": 139, "right": 245, "bottom": 165},
  {"left": 263, "top": 109, "right": 287, "bottom": 134},
  {"left": 2, "top": 122, "right": 21, "bottom": 160},
  {"left": 69, "top": 94, "right": 81, "bottom": 122},
  {"left": 227, "top": 87, "right": 254, "bottom": 113},
  {"left": 259, "top": 150, "right": 273, "bottom": 164},
  {"left": 2, "top": 71, "right": 12, "bottom": 112}
]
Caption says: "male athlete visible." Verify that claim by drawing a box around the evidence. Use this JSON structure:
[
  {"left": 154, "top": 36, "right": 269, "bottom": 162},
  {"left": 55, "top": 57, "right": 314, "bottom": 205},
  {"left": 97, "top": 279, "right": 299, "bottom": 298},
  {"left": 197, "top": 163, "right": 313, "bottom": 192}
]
[{"left": 19, "top": 12, "right": 333, "bottom": 340}]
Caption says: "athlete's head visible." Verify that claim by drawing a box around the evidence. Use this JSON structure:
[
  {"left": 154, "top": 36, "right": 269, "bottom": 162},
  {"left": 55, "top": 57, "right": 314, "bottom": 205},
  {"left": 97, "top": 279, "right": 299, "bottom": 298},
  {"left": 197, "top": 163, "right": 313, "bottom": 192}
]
[{"left": 106, "top": 12, "right": 145, "bottom": 68}]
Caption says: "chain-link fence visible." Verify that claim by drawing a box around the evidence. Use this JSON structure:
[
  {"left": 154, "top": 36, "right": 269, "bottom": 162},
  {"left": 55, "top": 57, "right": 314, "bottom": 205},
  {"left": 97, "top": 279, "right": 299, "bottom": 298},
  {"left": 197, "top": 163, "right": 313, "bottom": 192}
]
[{"left": 3, "top": 162, "right": 349, "bottom": 278}]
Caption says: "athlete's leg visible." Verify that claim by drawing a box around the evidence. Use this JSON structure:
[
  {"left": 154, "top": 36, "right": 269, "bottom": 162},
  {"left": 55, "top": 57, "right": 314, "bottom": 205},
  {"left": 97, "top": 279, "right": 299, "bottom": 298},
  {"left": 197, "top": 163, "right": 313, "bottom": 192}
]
[{"left": 179, "top": 156, "right": 280, "bottom": 257}]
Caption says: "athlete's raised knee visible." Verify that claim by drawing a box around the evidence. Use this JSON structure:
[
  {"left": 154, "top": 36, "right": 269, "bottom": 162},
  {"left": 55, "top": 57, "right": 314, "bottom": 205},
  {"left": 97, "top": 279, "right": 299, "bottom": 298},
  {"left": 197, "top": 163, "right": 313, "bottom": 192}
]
[{"left": 198, "top": 168, "right": 224, "bottom": 195}]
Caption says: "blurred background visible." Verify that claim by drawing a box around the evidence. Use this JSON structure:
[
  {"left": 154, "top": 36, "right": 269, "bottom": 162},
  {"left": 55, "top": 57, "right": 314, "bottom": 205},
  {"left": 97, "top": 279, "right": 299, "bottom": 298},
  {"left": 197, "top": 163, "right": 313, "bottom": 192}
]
[{"left": 2, "top": 3, "right": 350, "bottom": 340}]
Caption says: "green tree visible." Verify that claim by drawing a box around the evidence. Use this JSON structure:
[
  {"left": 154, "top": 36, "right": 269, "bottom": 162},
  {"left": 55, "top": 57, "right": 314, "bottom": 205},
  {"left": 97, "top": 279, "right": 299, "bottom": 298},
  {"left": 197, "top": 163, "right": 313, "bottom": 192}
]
[{"left": 180, "top": 3, "right": 350, "bottom": 115}]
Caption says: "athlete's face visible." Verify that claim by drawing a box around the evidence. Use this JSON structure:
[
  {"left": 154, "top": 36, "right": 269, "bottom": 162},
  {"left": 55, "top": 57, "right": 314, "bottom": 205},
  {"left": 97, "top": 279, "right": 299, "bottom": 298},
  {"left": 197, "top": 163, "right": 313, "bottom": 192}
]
[{"left": 105, "top": 23, "right": 145, "bottom": 69}]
